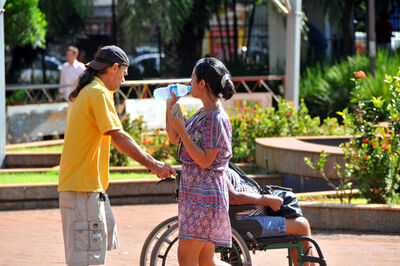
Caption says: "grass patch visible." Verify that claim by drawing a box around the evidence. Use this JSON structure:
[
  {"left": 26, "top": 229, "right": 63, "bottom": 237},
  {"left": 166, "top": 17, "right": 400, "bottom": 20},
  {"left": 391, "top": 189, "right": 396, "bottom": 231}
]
[
  {"left": 0, "top": 171, "right": 157, "bottom": 185},
  {"left": 6, "top": 145, "right": 64, "bottom": 153},
  {"left": 298, "top": 195, "right": 369, "bottom": 205},
  {"left": 0, "top": 165, "right": 271, "bottom": 185}
]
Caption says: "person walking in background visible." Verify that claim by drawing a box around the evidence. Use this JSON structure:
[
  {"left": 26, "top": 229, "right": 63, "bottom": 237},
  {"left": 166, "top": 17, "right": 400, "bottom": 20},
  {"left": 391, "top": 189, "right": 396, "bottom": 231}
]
[
  {"left": 166, "top": 57, "right": 235, "bottom": 266},
  {"left": 58, "top": 45, "right": 175, "bottom": 265},
  {"left": 59, "top": 46, "right": 85, "bottom": 101}
]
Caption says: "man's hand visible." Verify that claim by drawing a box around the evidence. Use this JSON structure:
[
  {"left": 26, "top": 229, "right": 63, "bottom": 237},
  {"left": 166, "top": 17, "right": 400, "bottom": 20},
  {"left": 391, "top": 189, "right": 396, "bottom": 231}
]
[
  {"left": 261, "top": 194, "right": 283, "bottom": 212},
  {"left": 150, "top": 161, "right": 176, "bottom": 179}
]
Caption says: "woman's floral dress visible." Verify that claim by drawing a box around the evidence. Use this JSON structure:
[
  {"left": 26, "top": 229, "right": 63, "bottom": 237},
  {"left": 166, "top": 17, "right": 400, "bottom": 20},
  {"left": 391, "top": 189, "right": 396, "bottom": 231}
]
[{"left": 178, "top": 108, "right": 232, "bottom": 247}]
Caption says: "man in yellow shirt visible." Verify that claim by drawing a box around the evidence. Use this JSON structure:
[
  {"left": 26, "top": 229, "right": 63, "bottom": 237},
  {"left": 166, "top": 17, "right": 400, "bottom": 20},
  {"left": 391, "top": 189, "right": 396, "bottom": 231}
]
[{"left": 58, "top": 45, "right": 175, "bottom": 265}]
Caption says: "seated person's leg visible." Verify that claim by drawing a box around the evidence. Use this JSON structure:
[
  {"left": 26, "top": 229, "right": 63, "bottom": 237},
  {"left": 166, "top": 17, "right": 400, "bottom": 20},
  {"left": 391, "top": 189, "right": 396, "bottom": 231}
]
[{"left": 286, "top": 217, "right": 314, "bottom": 266}]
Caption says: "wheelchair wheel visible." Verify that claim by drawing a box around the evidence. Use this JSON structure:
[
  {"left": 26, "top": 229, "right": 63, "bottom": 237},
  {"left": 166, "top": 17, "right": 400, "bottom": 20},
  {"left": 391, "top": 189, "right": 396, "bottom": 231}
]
[
  {"left": 140, "top": 216, "right": 178, "bottom": 266},
  {"left": 150, "top": 223, "right": 252, "bottom": 266},
  {"left": 217, "top": 228, "right": 252, "bottom": 266}
]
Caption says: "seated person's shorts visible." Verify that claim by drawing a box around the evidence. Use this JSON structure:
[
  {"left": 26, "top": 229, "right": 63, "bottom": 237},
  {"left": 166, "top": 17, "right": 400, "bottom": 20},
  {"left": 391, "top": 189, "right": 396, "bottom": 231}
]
[{"left": 232, "top": 215, "right": 286, "bottom": 239}]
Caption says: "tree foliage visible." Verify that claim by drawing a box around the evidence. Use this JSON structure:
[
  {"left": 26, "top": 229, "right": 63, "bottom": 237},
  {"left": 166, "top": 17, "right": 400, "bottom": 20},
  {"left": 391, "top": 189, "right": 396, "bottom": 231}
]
[
  {"left": 4, "top": 0, "right": 47, "bottom": 49},
  {"left": 39, "top": 0, "right": 93, "bottom": 40},
  {"left": 127, "top": 0, "right": 194, "bottom": 45}
]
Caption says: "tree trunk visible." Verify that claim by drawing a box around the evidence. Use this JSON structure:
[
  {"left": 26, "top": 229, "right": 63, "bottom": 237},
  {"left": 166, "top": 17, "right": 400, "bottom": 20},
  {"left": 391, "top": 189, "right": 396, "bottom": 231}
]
[
  {"left": 41, "top": 50, "right": 47, "bottom": 83},
  {"left": 215, "top": 0, "right": 227, "bottom": 62},
  {"left": 224, "top": 0, "right": 232, "bottom": 61},
  {"left": 342, "top": 0, "right": 355, "bottom": 56},
  {"left": 164, "top": 23, "right": 205, "bottom": 77},
  {"left": 164, "top": 0, "right": 211, "bottom": 77},
  {"left": 232, "top": 0, "right": 238, "bottom": 62},
  {"left": 246, "top": 1, "right": 256, "bottom": 57}
]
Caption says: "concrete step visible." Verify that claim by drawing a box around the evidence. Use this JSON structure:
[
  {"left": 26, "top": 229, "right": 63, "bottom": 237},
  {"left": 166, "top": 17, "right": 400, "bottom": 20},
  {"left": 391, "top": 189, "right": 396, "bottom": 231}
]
[{"left": 0, "top": 174, "right": 283, "bottom": 211}]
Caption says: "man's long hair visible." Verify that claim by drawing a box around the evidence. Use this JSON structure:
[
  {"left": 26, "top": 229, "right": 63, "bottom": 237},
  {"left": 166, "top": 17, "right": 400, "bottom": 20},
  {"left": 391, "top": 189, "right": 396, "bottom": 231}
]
[{"left": 68, "top": 67, "right": 108, "bottom": 101}]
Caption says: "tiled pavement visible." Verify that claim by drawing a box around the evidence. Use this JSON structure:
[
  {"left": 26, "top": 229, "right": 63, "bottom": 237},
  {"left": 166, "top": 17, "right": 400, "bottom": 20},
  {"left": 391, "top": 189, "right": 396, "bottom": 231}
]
[{"left": 0, "top": 204, "right": 399, "bottom": 266}]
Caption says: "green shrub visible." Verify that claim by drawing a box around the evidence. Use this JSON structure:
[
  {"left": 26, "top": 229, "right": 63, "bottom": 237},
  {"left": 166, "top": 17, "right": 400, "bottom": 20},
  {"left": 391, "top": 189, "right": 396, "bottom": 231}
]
[
  {"left": 229, "top": 99, "right": 344, "bottom": 163},
  {"left": 309, "top": 72, "right": 400, "bottom": 204},
  {"left": 301, "top": 49, "right": 400, "bottom": 119},
  {"left": 111, "top": 100, "right": 346, "bottom": 167},
  {"left": 110, "top": 114, "right": 147, "bottom": 166}
]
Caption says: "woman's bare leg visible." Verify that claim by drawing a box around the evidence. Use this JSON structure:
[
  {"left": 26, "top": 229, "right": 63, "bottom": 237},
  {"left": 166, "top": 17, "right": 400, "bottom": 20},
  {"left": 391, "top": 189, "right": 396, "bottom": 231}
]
[
  {"left": 178, "top": 238, "right": 206, "bottom": 266},
  {"left": 198, "top": 241, "right": 216, "bottom": 266}
]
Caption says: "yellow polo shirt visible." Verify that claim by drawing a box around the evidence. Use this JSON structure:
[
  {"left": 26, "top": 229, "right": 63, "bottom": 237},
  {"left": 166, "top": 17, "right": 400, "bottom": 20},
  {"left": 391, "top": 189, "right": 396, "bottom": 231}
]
[{"left": 58, "top": 77, "right": 122, "bottom": 192}]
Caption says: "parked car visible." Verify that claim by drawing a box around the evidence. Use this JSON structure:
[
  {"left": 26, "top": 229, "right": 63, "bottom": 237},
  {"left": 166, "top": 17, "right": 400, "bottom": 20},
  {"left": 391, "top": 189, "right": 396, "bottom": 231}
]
[
  {"left": 127, "top": 53, "right": 165, "bottom": 80},
  {"left": 19, "top": 56, "right": 62, "bottom": 84}
]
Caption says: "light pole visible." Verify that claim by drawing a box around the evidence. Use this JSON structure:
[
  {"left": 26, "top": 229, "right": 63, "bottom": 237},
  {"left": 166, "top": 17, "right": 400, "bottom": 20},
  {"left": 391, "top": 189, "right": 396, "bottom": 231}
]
[
  {"left": 284, "top": 0, "right": 302, "bottom": 108},
  {"left": 0, "top": 0, "right": 6, "bottom": 168}
]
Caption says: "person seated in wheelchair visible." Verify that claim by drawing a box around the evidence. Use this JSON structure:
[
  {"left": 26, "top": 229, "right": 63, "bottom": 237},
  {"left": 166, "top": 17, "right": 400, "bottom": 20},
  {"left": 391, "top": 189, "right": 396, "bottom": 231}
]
[{"left": 224, "top": 165, "right": 315, "bottom": 266}]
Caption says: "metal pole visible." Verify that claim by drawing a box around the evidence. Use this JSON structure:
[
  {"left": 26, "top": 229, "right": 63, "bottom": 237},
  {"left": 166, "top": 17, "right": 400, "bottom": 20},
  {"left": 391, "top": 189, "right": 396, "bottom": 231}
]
[
  {"left": 284, "top": 0, "right": 302, "bottom": 109},
  {"left": 112, "top": 0, "right": 117, "bottom": 44},
  {"left": 368, "top": 0, "right": 376, "bottom": 76},
  {"left": 0, "top": 0, "right": 6, "bottom": 168}
]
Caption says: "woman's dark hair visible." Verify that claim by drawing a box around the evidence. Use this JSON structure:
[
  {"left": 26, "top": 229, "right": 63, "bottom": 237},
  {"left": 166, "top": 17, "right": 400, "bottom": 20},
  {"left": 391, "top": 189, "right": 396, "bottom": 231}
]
[
  {"left": 194, "top": 57, "right": 235, "bottom": 100},
  {"left": 68, "top": 66, "right": 109, "bottom": 101}
]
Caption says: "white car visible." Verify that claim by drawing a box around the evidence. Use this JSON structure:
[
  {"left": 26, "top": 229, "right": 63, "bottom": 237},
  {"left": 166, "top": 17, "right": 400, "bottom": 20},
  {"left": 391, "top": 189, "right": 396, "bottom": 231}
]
[
  {"left": 19, "top": 56, "right": 62, "bottom": 84},
  {"left": 129, "top": 53, "right": 165, "bottom": 75}
]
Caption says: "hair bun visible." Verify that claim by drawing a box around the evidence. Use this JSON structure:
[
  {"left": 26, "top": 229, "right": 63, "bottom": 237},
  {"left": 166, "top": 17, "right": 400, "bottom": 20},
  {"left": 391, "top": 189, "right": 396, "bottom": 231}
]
[{"left": 221, "top": 74, "right": 230, "bottom": 88}]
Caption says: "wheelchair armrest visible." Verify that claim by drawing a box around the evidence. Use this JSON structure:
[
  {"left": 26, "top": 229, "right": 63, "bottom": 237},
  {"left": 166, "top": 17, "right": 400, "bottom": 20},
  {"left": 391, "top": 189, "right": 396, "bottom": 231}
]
[{"left": 229, "top": 204, "right": 258, "bottom": 216}]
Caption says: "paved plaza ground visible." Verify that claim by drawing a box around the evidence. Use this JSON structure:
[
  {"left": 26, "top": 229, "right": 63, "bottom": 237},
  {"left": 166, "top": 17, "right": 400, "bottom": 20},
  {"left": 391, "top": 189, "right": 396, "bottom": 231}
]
[{"left": 0, "top": 203, "right": 399, "bottom": 266}]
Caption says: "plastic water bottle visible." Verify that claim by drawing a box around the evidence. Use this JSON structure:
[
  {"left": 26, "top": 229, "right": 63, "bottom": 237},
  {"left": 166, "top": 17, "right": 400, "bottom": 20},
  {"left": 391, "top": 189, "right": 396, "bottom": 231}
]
[{"left": 154, "top": 84, "right": 191, "bottom": 100}]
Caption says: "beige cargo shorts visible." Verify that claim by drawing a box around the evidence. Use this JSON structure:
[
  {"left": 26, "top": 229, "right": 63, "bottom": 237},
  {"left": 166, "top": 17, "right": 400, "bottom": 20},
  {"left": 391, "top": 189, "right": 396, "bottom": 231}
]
[{"left": 59, "top": 192, "right": 119, "bottom": 265}]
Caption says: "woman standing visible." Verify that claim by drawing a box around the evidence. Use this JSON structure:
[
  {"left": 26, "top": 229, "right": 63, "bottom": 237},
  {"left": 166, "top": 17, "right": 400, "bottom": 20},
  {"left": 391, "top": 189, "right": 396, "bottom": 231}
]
[{"left": 166, "top": 57, "right": 235, "bottom": 265}]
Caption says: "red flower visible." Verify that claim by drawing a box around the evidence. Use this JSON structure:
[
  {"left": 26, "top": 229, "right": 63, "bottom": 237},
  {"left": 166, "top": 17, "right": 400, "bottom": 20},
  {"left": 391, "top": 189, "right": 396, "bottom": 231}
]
[
  {"left": 247, "top": 157, "right": 254, "bottom": 162},
  {"left": 287, "top": 112, "right": 294, "bottom": 116},
  {"left": 361, "top": 165, "right": 368, "bottom": 170},
  {"left": 373, "top": 188, "right": 380, "bottom": 194},
  {"left": 385, "top": 137, "right": 390, "bottom": 144},
  {"left": 242, "top": 107, "right": 248, "bottom": 113},
  {"left": 363, "top": 155, "right": 368, "bottom": 160},
  {"left": 243, "top": 136, "right": 248, "bottom": 141},
  {"left": 163, "top": 141, "right": 170, "bottom": 146},
  {"left": 362, "top": 138, "right": 370, "bottom": 144},
  {"left": 148, "top": 139, "right": 154, "bottom": 145},
  {"left": 157, "top": 144, "right": 162, "bottom": 149},
  {"left": 139, "top": 119, "right": 144, "bottom": 124},
  {"left": 164, "top": 154, "right": 169, "bottom": 159},
  {"left": 148, "top": 147, "right": 154, "bottom": 154},
  {"left": 142, "top": 138, "right": 148, "bottom": 145},
  {"left": 354, "top": 71, "right": 366, "bottom": 79},
  {"left": 382, "top": 144, "right": 389, "bottom": 150},
  {"left": 121, "top": 116, "right": 128, "bottom": 122},
  {"left": 252, "top": 109, "right": 257, "bottom": 114},
  {"left": 372, "top": 142, "right": 377, "bottom": 147}
]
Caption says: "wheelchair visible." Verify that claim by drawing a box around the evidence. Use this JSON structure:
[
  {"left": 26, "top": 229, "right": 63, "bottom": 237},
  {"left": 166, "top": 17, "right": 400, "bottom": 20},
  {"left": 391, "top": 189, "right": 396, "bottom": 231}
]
[{"left": 140, "top": 166, "right": 327, "bottom": 266}]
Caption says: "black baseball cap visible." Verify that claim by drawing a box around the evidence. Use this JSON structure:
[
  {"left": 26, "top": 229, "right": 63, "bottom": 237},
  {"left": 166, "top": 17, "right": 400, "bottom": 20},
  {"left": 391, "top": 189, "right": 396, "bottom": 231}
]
[{"left": 87, "top": 45, "right": 129, "bottom": 70}]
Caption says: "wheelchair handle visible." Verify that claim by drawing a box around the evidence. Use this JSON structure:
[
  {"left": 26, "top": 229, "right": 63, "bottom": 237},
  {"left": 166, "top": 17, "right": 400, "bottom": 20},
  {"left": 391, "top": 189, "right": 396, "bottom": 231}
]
[{"left": 156, "top": 168, "right": 181, "bottom": 185}]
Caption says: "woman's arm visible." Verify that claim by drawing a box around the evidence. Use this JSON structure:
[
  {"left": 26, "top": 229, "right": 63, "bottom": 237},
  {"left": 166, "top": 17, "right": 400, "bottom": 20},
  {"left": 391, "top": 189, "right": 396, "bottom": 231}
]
[
  {"left": 224, "top": 175, "right": 283, "bottom": 212},
  {"left": 179, "top": 129, "right": 218, "bottom": 169},
  {"left": 169, "top": 113, "right": 218, "bottom": 169}
]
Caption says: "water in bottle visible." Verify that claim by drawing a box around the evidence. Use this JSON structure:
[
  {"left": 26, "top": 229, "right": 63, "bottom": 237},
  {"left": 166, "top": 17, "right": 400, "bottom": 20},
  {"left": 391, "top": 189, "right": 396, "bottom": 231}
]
[{"left": 154, "top": 84, "right": 191, "bottom": 100}]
